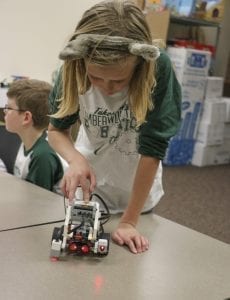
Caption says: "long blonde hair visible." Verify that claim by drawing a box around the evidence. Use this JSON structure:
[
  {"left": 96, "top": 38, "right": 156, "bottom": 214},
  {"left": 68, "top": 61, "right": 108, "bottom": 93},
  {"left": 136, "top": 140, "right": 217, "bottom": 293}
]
[{"left": 54, "top": 0, "right": 158, "bottom": 125}]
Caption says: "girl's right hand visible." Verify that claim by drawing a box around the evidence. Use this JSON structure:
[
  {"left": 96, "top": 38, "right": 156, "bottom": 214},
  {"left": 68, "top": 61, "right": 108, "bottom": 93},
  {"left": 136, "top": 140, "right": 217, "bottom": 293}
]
[{"left": 60, "top": 153, "right": 96, "bottom": 202}]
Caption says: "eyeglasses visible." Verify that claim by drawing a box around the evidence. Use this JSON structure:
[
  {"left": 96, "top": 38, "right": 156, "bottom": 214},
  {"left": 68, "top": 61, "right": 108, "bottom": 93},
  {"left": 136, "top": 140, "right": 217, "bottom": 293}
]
[{"left": 3, "top": 105, "right": 26, "bottom": 113}]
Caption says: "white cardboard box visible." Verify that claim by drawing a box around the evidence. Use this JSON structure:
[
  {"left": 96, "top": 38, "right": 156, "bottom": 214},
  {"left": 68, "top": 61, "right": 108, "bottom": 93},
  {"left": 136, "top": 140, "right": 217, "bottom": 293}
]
[
  {"left": 222, "top": 97, "right": 230, "bottom": 123},
  {"left": 178, "top": 99, "right": 203, "bottom": 139},
  {"left": 200, "top": 101, "right": 226, "bottom": 124},
  {"left": 181, "top": 74, "right": 206, "bottom": 101},
  {"left": 204, "top": 76, "right": 224, "bottom": 99},
  {"left": 196, "top": 121, "right": 225, "bottom": 146},
  {"left": 224, "top": 123, "right": 230, "bottom": 139},
  {"left": 167, "top": 47, "right": 211, "bottom": 84},
  {"left": 192, "top": 141, "right": 230, "bottom": 166}
]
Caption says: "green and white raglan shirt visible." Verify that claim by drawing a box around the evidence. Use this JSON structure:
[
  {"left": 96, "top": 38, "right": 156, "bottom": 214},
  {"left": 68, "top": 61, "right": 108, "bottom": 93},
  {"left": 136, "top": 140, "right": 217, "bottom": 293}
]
[
  {"left": 14, "top": 132, "right": 64, "bottom": 193},
  {"left": 49, "top": 50, "right": 181, "bottom": 213}
]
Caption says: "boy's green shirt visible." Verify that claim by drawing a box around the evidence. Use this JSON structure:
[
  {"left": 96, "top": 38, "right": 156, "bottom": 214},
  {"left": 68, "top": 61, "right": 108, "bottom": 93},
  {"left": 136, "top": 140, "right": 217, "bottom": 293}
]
[{"left": 14, "top": 132, "right": 64, "bottom": 192}]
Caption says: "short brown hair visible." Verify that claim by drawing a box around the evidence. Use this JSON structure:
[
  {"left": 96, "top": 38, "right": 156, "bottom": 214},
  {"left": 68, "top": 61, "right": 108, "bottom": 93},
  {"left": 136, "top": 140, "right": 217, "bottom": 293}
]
[{"left": 7, "top": 79, "right": 52, "bottom": 130}]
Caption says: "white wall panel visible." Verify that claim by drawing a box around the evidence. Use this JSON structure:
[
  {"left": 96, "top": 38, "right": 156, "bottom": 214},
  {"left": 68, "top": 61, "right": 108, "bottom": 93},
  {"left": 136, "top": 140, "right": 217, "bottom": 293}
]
[{"left": 0, "top": 0, "right": 97, "bottom": 82}]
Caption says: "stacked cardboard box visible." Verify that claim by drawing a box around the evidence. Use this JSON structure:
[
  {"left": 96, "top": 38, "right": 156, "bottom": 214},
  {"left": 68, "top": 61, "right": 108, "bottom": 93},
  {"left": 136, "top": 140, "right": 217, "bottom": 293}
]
[
  {"left": 192, "top": 77, "right": 230, "bottom": 166},
  {"left": 164, "top": 47, "right": 211, "bottom": 165}
]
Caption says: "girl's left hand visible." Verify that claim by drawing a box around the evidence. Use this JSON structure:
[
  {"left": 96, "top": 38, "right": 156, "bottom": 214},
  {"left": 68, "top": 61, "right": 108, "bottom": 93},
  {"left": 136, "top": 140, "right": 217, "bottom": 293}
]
[{"left": 112, "top": 222, "right": 149, "bottom": 254}]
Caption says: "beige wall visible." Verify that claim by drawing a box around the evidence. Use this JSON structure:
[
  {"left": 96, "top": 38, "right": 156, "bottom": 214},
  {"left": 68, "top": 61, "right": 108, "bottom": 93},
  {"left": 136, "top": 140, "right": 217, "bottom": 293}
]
[
  {"left": 0, "top": 0, "right": 97, "bottom": 82},
  {"left": 0, "top": 0, "right": 229, "bottom": 82}
]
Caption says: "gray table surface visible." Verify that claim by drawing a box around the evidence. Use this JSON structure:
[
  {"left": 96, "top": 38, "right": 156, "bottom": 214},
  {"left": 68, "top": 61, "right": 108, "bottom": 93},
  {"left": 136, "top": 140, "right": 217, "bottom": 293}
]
[
  {"left": 0, "top": 172, "right": 65, "bottom": 230},
  {"left": 0, "top": 172, "right": 229, "bottom": 300}
]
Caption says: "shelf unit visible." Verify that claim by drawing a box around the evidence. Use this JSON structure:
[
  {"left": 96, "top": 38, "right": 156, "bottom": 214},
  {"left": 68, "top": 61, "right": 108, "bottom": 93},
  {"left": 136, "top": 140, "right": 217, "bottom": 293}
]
[
  {"left": 170, "top": 15, "right": 221, "bottom": 28},
  {"left": 169, "top": 15, "right": 221, "bottom": 58}
]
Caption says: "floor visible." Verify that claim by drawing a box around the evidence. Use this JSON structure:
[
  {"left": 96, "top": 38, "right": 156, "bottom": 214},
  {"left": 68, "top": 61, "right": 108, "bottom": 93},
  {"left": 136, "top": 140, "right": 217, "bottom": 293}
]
[{"left": 154, "top": 164, "right": 230, "bottom": 244}]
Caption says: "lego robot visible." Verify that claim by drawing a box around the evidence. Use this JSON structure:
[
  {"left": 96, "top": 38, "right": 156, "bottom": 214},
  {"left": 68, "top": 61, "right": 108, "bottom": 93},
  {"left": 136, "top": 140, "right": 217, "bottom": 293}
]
[{"left": 50, "top": 197, "right": 110, "bottom": 260}]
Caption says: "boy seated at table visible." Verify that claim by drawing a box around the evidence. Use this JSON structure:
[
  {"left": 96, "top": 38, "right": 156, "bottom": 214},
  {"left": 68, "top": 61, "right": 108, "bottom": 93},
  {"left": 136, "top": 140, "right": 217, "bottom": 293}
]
[{"left": 3, "top": 79, "right": 64, "bottom": 193}]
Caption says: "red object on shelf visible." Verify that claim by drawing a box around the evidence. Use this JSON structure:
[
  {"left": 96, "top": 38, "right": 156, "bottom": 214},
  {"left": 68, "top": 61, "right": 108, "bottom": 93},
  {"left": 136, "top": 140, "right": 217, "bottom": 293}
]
[{"left": 171, "top": 39, "right": 215, "bottom": 56}]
